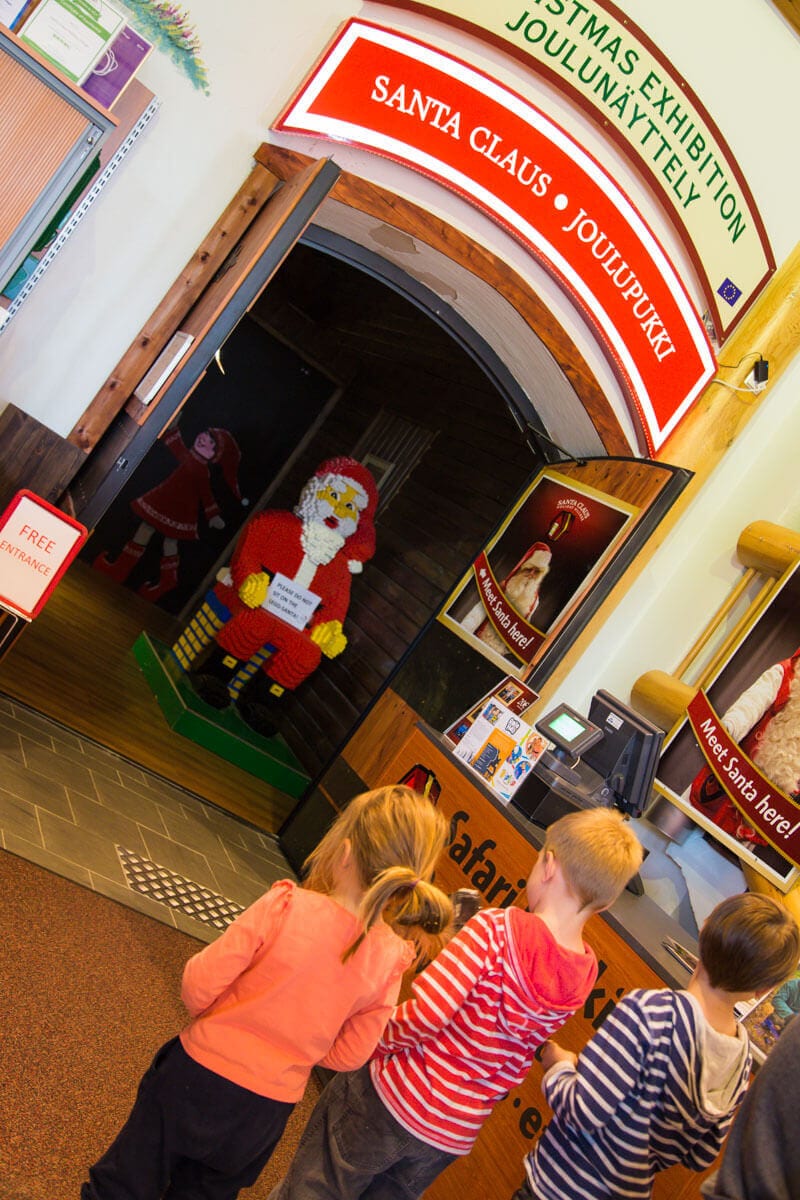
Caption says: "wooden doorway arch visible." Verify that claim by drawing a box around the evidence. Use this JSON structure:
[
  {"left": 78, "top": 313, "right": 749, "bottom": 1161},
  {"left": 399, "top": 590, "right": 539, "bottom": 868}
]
[
  {"left": 52, "top": 143, "right": 638, "bottom": 790},
  {"left": 65, "top": 143, "right": 630, "bottom": 532},
  {"left": 256, "top": 144, "right": 629, "bottom": 458}
]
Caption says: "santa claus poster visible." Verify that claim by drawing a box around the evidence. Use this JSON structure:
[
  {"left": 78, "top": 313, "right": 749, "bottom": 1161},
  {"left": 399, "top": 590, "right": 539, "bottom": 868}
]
[
  {"left": 439, "top": 468, "right": 637, "bottom": 680},
  {"left": 654, "top": 560, "right": 800, "bottom": 892}
]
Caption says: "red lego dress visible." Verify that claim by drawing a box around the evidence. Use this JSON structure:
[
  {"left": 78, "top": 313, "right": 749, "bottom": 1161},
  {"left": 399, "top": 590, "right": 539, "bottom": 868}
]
[{"left": 131, "top": 429, "right": 222, "bottom": 540}]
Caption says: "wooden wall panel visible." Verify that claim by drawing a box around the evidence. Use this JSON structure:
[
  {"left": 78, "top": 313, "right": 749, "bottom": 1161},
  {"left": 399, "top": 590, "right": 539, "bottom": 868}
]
[
  {"left": 340, "top": 688, "right": 420, "bottom": 783},
  {"left": 0, "top": 403, "right": 86, "bottom": 513},
  {"left": 557, "top": 457, "right": 675, "bottom": 509},
  {"left": 67, "top": 163, "right": 280, "bottom": 454}
]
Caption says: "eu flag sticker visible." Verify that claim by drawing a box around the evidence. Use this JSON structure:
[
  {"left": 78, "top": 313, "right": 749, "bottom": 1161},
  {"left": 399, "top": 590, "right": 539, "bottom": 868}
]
[{"left": 717, "top": 278, "right": 743, "bottom": 306}]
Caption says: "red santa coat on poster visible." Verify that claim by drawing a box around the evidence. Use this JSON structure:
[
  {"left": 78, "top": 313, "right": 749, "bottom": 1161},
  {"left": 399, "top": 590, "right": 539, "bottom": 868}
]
[
  {"left": 689, "top": 650, "right": 800, "bottom": 844},
  {"left": 213, "top": 458, "right": 378, "bottom": 691}
]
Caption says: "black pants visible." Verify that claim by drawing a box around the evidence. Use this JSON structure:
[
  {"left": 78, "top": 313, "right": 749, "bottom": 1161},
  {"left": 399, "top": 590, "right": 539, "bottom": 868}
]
[{"left": 82, "top": 1038, "right": 294, "bottom": 1200}]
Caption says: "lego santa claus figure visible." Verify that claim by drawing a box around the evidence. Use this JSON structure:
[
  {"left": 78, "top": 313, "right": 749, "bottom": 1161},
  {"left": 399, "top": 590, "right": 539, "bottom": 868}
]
[{"left": 175, "top": 456, "right": 378, "bottom": 734}]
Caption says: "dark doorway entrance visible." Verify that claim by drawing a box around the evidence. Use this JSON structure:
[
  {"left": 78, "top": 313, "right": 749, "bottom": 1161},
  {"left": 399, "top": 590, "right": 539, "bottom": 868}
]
[
  {"left": 230, "top": 241, "right": 541, "bottom": 779},
  {"left": 0, "top": 236, "right": 543, "bottom": 813},
  {"left": 81, "top": 316, "right": 341, "bottom": 618}
]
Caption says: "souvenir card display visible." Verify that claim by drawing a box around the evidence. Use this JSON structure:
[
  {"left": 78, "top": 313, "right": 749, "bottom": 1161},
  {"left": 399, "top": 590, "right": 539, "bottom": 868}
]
[
  {"left": 735, "top": 961, "right": 800, "bottom": 1063},
  {"left": 445, "top": 677, "right": 548, "bottom": 803}
]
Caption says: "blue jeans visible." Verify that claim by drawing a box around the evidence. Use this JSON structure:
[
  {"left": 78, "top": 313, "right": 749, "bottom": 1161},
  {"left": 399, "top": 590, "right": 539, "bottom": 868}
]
[{"left": 269, "top": 1064, "right": 456, "bottom": 1200}]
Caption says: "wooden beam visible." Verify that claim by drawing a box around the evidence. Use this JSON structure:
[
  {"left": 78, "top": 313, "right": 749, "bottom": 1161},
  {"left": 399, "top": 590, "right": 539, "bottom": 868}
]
[
  {"left": 737, "top": 520, "right": 800, "bottom": 575},
  {"left": 0, "top": 403, "right": 86, "bottom": 512},
  {"left": 770, "top": 0, "right": 800, "bottom": 36},
  {"left": 533, "top": 238, "right": 800, "bottom": 708},
  {"left": 665, "top": 239, "right": 800, "bottom": 466},
  {"left": 67, "top": 162, "right": 279, "bottom": 453}
]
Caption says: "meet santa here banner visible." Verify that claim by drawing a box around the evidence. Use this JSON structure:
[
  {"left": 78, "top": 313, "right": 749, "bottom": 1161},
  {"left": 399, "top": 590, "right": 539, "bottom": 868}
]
[
  {"left": 275, "top": 20, "right": 716, "bottom": 453},
  {"left": 472, "top": 549, "right": 542, "bottom": 661},
  {"left": 688, "top": 690, "right": 800, "bottom": 868}
]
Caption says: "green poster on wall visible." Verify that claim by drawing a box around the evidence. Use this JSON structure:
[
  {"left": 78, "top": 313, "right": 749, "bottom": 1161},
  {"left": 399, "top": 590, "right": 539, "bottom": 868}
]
[{"left": 19, "top": 0, "right": 125, "bottom": 82}]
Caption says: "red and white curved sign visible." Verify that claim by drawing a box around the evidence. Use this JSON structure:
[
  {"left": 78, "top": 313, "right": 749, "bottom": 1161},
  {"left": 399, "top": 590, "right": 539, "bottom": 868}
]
[
  {"left": 371, "top": 0, "right": 775, "bottom": 342},
  {"left": 275, "top": 20, "right": 715, "bottom": 453}
]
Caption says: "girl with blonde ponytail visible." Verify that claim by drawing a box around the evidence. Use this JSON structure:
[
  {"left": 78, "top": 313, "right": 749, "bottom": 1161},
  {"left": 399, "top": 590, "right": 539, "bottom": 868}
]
[
  {"left": 303, "top": 784, "right": 453, "bottom": 961},
  {"left": 82, "top": 785, "right": 451, "bottom": 1200}
]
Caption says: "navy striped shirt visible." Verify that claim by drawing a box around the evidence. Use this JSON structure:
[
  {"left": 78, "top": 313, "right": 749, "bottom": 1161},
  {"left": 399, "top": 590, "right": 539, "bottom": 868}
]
[{"left": 526, "top": 989, "right": 751, "bottom": 1200}]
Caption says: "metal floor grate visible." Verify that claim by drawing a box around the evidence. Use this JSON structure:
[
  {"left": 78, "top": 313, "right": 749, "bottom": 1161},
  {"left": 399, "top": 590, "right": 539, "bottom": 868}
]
[{"left": 117, "top": 846, "right": 245, "bottom": 931}]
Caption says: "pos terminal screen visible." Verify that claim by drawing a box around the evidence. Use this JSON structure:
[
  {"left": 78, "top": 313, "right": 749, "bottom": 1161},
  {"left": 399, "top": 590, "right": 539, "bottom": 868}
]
[
  {"left": 550, "top": 711, "right": 587, "bottom": 741},
  {"left": 535, "top": 702, "right": 603, "bottom": 760}
]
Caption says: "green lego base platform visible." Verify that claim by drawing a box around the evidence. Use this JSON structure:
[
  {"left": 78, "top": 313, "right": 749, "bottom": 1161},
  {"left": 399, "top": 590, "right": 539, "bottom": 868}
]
[{"left": 132, "top": 632, "right": 311, "bottom": 798}]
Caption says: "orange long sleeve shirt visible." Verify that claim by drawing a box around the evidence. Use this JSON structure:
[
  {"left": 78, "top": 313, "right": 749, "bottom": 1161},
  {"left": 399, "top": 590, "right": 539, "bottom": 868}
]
[{"left": 180, "top": 879, "right": 413, "bottom": 1101}]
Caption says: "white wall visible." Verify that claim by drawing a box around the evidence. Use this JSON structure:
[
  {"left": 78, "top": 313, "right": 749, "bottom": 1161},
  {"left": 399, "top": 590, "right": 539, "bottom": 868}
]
[
  {"left": 1, "top": 0, "right": 798, "bottom": 728},
  {"left": 558, "top": 374, "right": 800, "bottom": 710}
]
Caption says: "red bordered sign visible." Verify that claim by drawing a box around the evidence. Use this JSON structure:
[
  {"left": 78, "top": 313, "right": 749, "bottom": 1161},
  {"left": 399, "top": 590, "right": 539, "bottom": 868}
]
[
  {"left": 688, "top": 690, "right": 800, "bottom": 869},
  {"left": 0, "top": 490, "right": 88, "bottom": 620},
  {"left": 370, "top": 0, "right": 775, "bottom": 343},
  {"left": 275, "top": 19, "right": 716, "bottom": 454}
]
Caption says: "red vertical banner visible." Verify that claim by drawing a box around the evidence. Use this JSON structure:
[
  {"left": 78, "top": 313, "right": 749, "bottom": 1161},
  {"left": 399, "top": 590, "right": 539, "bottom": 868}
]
[
  {"left": 439, "top": 467, "right": 637, "bottom": 680},
  {"left": 687, "top": 691, "right": 800, "bottom": 867}
]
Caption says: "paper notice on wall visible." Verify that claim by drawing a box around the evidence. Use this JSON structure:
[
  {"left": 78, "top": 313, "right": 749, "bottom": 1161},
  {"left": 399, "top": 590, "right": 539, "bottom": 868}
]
[
  {"left": 19, "top": 0, "right": 126, "bottom": 83},
  {"left": 0, "top": 1, "right": 31, "bottom": 29},
  {"left": 82, "top": 23, "right": 152, "bottom": 108}
]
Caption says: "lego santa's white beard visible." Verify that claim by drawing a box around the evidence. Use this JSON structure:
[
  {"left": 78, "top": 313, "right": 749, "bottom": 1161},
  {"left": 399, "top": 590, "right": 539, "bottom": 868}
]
[{"left": 301, "top": 518, "right": 348, "bottom": 565}]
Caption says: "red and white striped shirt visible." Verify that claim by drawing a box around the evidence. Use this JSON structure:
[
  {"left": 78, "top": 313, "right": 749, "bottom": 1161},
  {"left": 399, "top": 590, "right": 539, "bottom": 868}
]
[{"left": 370, "top": 906, "right": 598, "bottom": 1155}]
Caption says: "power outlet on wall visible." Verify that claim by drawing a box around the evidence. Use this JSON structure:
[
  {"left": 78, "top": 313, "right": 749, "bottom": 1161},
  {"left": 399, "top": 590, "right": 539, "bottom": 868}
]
[{"left": 744, "top": 360, "right": 769, "bottom": 393}]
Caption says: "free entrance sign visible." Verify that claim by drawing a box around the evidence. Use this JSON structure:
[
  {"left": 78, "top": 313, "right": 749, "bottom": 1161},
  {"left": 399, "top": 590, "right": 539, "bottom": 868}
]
[{"left": 0, "top": 490, "right": 87, "bottom": 619}]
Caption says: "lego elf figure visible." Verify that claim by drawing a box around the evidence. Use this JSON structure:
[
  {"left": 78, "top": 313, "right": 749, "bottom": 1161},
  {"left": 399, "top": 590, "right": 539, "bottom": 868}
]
[
  {"left": 176, "top": 456, "right": 378, "bottom": 734},
  {"left": 94, "top": 426, "right": 245, "bottom": 602}
]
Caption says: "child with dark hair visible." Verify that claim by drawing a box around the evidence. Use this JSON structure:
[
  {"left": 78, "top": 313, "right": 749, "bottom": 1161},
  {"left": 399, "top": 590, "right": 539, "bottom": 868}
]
[{"left": 517, "top": 892, "right": 800, "bottom": 1200}]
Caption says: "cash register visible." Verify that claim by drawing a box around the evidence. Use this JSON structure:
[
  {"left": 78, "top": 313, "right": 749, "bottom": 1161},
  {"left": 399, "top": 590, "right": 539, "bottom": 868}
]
[{"left": 511, "top": 690, "right": 663, "bottom": 828}]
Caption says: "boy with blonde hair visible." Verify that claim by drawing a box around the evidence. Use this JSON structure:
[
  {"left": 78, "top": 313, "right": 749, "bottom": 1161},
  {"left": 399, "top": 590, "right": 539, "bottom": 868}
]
[
  {"left": 519, "top": 891, "right": 800, "bottom": 1200},
  {"left": 269, "top": 806, "right": 643, "bottom": 1200}
]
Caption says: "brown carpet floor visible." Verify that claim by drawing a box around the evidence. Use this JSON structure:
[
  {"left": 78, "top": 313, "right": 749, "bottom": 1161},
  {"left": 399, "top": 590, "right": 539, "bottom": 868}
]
[{"left": 0, "top": 850, "right": 321, "bottom": 1200}]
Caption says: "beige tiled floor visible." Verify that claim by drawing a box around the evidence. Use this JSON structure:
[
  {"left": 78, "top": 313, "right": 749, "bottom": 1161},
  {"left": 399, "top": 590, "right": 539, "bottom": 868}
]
[{"left": 0, "top": 692, "right": 295, "bottom": 943}]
